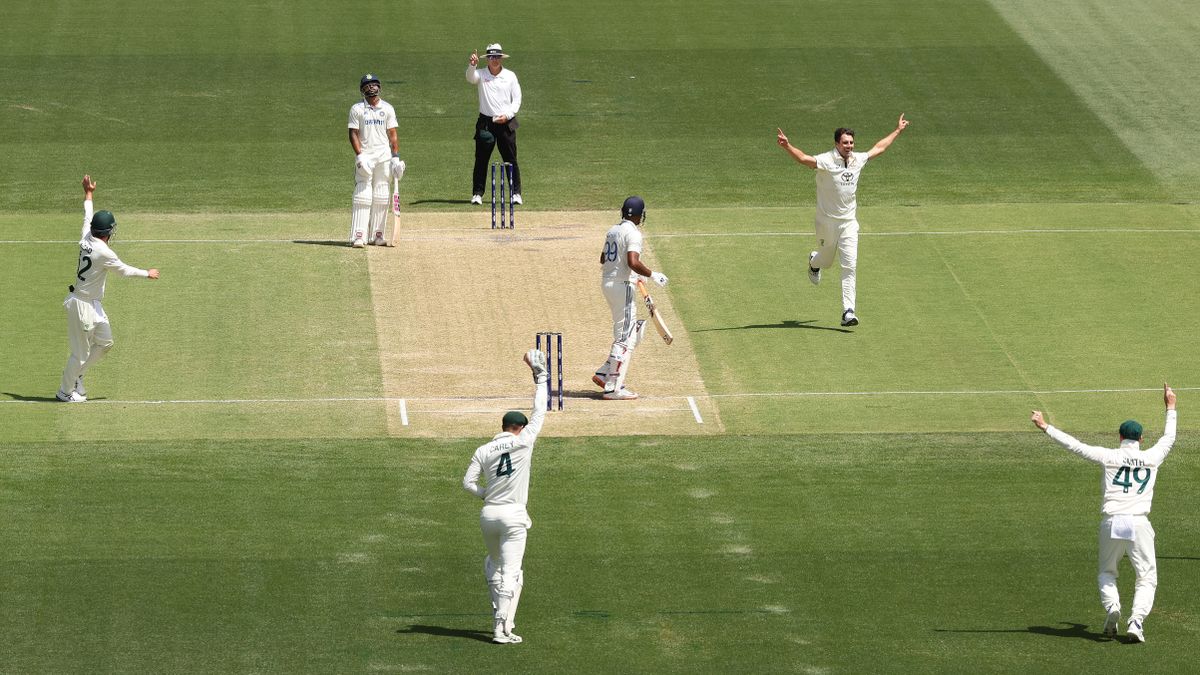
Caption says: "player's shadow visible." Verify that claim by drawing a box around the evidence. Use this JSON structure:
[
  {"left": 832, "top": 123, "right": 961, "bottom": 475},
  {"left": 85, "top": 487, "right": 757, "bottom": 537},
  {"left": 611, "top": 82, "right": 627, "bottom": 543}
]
[
  {"left": 694, "top": 320, "right": 854, "bottom": 335},
  {"left": 934, "top": 622, "right": 1110, "bottom": 643},
  {"left": 3, "top": 392, "right": 66, "bottom": 403},
  {"left": 410, "top": 198, "right": 475, "bottom": 205},
  {"left": 1160, "top": 555, "right": 1200, "bottom": 561},
  {"left": 396, "top": 624, "right": 493, "bottom": 643},
  {"left": 292, "top": 239, "right": 353, "bottom": 247}
]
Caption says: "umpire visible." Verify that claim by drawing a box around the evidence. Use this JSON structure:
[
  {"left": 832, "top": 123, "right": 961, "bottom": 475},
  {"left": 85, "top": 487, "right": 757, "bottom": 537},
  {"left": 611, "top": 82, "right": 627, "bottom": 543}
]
[{"left": 466, "top": 43, "right": 523, "bottom": 205}]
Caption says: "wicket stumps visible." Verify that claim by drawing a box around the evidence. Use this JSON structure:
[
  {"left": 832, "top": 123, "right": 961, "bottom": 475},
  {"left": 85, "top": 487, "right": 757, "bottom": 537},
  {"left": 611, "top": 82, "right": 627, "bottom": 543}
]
[
  {"left": 535, "top": 331, "right": 564, "bottom": 411},
  {"left": 491, "top": 161, "right": 514, "bottom": 229}
]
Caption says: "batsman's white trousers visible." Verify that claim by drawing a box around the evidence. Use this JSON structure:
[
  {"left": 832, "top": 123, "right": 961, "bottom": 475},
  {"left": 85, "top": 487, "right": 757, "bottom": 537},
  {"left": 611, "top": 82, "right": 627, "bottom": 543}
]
[
  {"left": 811, "top": 214, "right": 859, "bottom": 312},
  {"left": 60, "top": 295, "right": 112, "bottom": 394},
  {"left": 480, "top": 503, "right": 531, "bottom": 593},
  {"left": 601, "top": 280, "right": 637, "bottom": 343},
  {"left": 1098, "top": 514, "right": 1157, "bottom": 621}
]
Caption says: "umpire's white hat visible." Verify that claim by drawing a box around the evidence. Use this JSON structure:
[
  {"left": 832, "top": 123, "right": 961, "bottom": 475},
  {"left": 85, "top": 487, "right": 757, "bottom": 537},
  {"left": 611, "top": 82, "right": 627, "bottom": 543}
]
[{"left": 484, "top": 43, "right": 509, "bottom": 59}]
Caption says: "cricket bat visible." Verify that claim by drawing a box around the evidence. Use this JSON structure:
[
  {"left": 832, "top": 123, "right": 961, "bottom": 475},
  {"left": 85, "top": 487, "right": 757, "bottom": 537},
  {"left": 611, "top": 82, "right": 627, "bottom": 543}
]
[
  {"left": 388, "top": 176, "right": 400, "bottom": 247},
  {"left": 636, "top": 279, "right": 674, "bottom": 345}
]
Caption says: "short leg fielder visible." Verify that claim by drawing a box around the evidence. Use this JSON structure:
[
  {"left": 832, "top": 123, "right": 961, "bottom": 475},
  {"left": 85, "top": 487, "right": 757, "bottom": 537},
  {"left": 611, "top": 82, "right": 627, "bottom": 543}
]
[{"left": 810, "top": 215, "right": 859, "bottom": 313}]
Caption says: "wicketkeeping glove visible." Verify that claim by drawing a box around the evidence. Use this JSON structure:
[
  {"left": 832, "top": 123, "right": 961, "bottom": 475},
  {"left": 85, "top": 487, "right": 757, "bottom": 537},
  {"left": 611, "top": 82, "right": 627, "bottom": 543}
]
[
  {"left": 526, "top": 348, "right": 549, "bottom": 384},
  {"left": 651, "top": 271, "right": 669, "bottom": 287}
]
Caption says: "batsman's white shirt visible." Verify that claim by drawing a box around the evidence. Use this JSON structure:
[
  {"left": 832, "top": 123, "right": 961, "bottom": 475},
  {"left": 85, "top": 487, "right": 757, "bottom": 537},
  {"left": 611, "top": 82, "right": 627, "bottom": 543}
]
[
  {"left": 347, "top": 98, "right": 398, "bottom": 162},
  {"left": 814, "top": 150, "right": 869, "bottom": 222},
  {"left": 466, "top": 66, "right": 522, "bottom": 119},
  {"left": 1045, "top": 410, "right": 1177, "bottom": 515},
  {"left": 600, "top": 219, "right": 643, "bottom": 284},
  {"left": 463, "top": 384, "right": 548, "bottom": 508},
  {"left": 71, "top": 200, "right": 150, "bottom": 302}
]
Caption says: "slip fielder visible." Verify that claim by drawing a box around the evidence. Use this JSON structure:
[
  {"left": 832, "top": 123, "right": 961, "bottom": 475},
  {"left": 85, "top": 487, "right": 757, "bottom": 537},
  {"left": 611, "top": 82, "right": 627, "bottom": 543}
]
[
  {"left": 1031, "top": 384, "right": 1178, "bottom": 643},
  {"left": 462, "top": 350, "right": 549, "bottom": 644},
  {"left": 57, "top": 175, "right": 159, "bottom": 402}
]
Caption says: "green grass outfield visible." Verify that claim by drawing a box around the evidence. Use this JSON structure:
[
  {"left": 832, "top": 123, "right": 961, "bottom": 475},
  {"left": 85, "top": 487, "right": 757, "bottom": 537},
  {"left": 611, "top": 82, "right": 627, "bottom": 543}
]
[{"left": 3, "top": 0, "right": 1199, "bottom": 672}]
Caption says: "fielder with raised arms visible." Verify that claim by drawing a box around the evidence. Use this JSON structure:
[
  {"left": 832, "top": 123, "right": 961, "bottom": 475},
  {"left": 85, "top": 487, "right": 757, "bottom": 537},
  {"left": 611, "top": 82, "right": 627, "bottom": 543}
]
[
  {"left": 57, "top": 175, "right": 159, "bottom": 402},
  {"left": 347, "top": 73, "right": 405, "bottom": 247},
  {"left": 462, "top": 350, "right": 549, "bottom": 644},
  {"left": 1031, "top": 384, "right": 1178, "bottom": 643},
  {"left": 593, "top": 196, "right": 666, "bottom": 400}
]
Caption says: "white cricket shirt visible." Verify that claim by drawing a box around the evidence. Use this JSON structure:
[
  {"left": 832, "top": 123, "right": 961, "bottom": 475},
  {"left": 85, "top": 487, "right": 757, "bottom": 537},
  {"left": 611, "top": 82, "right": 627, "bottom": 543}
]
[
  {"left": 347, "top": 98, "right": 398, "bottom": 161},
  {"left": 462, "top": 384, "right": 548, "bottom": 507},
  {"left": 600, "top": 219, "right": 643, "bottom": 284},
  {"left": 814, "top": 149, "right": 869, "bottom": 221},
  {"left": 465, "top": 66, "right": 522, "bottom": 119},
  {"left": 1045, "top": 410, "right": 1177, "bottom": 515},
  {"left": 70, "top": 200, "right": 150, "bottom": 302}
]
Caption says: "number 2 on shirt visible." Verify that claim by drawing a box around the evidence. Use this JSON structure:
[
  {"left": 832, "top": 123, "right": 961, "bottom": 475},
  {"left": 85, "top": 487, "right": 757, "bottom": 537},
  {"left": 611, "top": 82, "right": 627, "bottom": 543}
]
[
  {"left": 1112, "top": 466, "right": 1151, "bottom": 494},
  {"left": 77, "top": 254, "right": 92, "bottom": 281}
]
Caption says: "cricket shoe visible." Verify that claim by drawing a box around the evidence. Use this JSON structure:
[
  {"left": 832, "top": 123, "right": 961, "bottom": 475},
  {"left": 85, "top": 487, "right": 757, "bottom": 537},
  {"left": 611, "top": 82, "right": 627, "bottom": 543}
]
[
  {"left": 351, "top": 236, "right": 366, "bottom": 248},
  {"left": 371, "top": 232, "right": 385, "bottom": 246},
  {"left": 592, "top": 374, "right": 606, "bottom": 388},
  {"left": 1127, "top": 619, "right": 1145, "bottom": 643},
  {"left": 841, "top": 309, "right": 859, "bottom": 327},
  {"left": 493, "top": 631, "right": 523, "bottom": 644},
  {"left": 470, "top": 194, "right": 483, "bottom": 205},
  {"left": 602, "top": 388, "right": 638, "bottom": 400},
  {"left": 1102, "top": 606, "right": 1121, "bottom": 638},
  {"left": 56, "top": 390, "right": 86, "bottom": 403},
  {"left": 807, "top": 251, "right": 820, "bottom": 285},
  {"left": 511, "top": 193, "right": 523, "bottom": 205}
]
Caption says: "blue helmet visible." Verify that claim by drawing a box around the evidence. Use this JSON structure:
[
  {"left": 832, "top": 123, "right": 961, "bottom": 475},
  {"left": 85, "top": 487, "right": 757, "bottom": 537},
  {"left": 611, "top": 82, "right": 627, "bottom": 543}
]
[
  {"left": 360, "top": 73, "right": 381, "bottom": 95},
  {"left": 622, "top": 196, "right": 645, "bottom": 219},
  {"left": 90, "top": 210, "right": 116, "bottom": 238}
]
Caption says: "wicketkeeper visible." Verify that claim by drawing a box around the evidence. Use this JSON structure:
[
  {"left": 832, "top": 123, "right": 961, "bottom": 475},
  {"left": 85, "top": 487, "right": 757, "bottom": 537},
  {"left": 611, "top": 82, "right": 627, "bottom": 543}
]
[
  {"left": 347, "top": 73, "right": 405, "bottom": 247},
  {"left": 462, "top": 350, "right": 549, "bottom": 644}
]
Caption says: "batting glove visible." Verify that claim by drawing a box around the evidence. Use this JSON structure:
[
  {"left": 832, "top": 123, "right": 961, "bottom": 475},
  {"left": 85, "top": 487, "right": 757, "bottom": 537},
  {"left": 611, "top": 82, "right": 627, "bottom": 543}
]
[
  {"left": 390, "top": 157, "right": 406, "bottom": 178},
  {"left": 355, "top": 154, "right": 371, "bottom": 173},
  {"left": 651, "top": 271, "right": 669, "bottom": 287}
]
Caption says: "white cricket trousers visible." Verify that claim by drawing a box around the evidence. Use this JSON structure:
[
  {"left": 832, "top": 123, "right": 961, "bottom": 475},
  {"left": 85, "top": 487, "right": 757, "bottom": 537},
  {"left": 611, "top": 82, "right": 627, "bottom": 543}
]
[
  {"left": 811, "top": 215, "right": 859, "bottom": 312},
  {"left": 1098, "top": 515, "right": 1157, "bottom": 622},
  {"left": 480, "top": 504, "right": 530, "bottom": 594},
  {"left": 60, "top": 295, "right": 113, "bottom": 394},
  {"left": 594, "top": 281, "right": 638, "bottom": 384}
]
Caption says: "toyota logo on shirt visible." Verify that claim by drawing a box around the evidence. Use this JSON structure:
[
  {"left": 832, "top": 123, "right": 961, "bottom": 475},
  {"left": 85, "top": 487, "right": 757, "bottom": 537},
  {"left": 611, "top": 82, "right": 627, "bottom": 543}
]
[{"left": 840, "top": 172, "right": 855, "bottom": 183}]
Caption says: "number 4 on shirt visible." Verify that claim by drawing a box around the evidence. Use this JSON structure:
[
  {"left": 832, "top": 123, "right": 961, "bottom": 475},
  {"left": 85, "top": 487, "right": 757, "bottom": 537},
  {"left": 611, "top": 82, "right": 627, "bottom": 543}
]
[{"left": 496, "top": 452, "right": 513, "bottom": 477}]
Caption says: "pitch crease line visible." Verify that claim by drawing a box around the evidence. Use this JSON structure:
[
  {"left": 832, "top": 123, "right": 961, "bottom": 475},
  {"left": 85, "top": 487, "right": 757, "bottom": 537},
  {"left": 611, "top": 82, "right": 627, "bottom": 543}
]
[
  {"left": 399, "top": 399, "right": 409, "bottom": 426},
  {"left": 686, "top": 396, "right": 704, "bottom": 424}
]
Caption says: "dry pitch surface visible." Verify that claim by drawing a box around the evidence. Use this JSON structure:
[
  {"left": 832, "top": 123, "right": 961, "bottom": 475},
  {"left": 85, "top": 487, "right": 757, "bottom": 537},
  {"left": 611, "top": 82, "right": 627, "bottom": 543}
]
[{"left": 369, "top": 210, "right": 721, "bottom": 437}]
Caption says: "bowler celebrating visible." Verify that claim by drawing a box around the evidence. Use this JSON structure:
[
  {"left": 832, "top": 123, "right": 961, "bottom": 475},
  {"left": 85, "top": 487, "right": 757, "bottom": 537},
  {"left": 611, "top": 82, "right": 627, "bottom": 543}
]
[{"left": 776, "top": 114, "right": 909, "bottom": 326}]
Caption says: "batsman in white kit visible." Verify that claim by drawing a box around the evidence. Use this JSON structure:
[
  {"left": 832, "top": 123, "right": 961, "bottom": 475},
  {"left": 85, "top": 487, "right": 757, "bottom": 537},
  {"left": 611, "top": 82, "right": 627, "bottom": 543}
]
[
  {"left": 1031, "top": 384, "right": 1178, "bottom": 643},
  {"left": 593, "top": 196, "right": 668, "bottom": 400},
  {"left": 462, "top": 350, "right": 550, "bottom": 644},
  {"left": 347, "top": 73, "right": 405, "bottom": 247},
  {"left": 57, "top": 175, "right": 159, "bottom": 402}
]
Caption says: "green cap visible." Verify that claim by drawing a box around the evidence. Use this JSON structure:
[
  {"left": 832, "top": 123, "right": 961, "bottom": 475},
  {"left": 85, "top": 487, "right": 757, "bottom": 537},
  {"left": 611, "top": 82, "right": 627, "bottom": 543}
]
[
  {"left": 502, "top": 411, "right": 528, "bottom": 429},
  {"left": 90, "top": 210, "right": 116, "bottom": 237},
  {"left": 1118, "top": 420, "right": 1143, "bottom": 440}
]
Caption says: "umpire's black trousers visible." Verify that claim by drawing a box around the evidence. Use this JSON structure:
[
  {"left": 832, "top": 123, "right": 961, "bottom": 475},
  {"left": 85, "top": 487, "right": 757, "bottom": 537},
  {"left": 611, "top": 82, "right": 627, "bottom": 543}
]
[{"left": 472, "top": 113, "right": 521, "bottom": 196}]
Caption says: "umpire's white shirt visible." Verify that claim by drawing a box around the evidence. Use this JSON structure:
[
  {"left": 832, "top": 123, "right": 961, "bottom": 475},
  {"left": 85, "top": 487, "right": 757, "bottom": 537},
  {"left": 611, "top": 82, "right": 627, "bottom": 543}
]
[
  {"left": 466, "top": 66, "right": 522, "bottom": 119},
  {"left": 347, "top": 98, "right": 398, "bottom": 161},
  {"left": 1045, "top": 410, "right": 1177, "bottom": 515},
  {"left": 814, "top": 150, "right": 869, "bottom": 221},
  {"left": 463, "top": 385, "right": 547, "bottom": 507},
  {"left": 600, "top": 220, "right": 643, "bottom": 284},
  {"left": 71, "top": 199, "right": 149, "bottom": 303}
]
